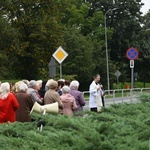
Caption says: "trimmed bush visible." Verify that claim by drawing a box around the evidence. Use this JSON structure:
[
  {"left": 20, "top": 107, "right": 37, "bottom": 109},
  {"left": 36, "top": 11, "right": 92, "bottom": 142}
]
[
  {"left": 138, "top": 92, "right": 150, "bottom": 103},
  {"left": 0, "top": 102, "right": 149, "bottom": 150}
]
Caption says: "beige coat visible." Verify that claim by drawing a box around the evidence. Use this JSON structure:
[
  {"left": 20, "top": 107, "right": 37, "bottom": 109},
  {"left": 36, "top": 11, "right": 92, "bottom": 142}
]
[{"left": 44, "top": 89, "right": 63, "bottom": 113}]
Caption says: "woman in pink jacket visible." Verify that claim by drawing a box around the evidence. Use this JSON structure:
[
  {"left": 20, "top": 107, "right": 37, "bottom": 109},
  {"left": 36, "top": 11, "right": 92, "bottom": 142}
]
[
  {"left": 60, "top": 86, "right": 77, "bottom": 116},
  {"left": 0, "top": 82, "right": 19, "bottom": 123}
]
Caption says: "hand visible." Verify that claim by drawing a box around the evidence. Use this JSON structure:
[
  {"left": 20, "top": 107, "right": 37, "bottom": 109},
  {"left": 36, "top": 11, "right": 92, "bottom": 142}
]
[{"left": 97, "top": 87, "right": 100, "bottom": 91}]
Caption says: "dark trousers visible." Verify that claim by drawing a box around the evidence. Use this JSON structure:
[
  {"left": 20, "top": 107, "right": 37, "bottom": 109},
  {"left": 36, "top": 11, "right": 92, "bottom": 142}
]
[
  {"left": 101, "top": 96, "right": 105, "bottom": 107},
  {"left": 90, "top": 107, "right": 97, "bottom": 112}
]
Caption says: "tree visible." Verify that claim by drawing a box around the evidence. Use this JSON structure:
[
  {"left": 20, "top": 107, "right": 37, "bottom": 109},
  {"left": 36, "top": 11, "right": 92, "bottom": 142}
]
[
  {"left": 0, "top": 12, "right": 19, "bottom": 79},
  {"left": 0, "top": 0, "right": 67, "bottom": 79},
  {"left": 62, "top": 28, "right": 95, "bottom": 90},
  {"left": 0, "top": 0, "right": 147, "bottom": 89},
  {"left": 61, "top": 0, "right": 110, "bottom": 88},
  {"left": 135, "top": 11, "right": 150, "bottom": 84},
  {"left": 83, "top": 0, "right": 144, "bottom": 84}
]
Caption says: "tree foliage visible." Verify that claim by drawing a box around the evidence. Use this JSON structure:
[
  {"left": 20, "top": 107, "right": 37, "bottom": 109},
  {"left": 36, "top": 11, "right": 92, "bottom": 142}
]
[
  {"left": 0, "top": 0, "right": 66, "bottom": 79},
  {"left": 135, "top": 11, "right": 150, "bottom": 83},
  {"left": 0, "top": 0, "right": 149, "bottom": 87}
]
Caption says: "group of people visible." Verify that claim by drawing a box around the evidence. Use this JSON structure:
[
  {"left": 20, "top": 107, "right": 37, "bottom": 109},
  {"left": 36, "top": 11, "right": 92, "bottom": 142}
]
[
  {"left": 0, "top": 79, "right": 86, "bottom": 123},
  {"left": 0, "top": 74, "right": 105, "bottom": 124}
]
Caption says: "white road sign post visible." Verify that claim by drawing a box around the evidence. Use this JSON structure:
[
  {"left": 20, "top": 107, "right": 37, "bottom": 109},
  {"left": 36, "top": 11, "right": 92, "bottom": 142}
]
[
  {"left": 52, "top": 46, "right": 68, "bottom": 79},
  {"left": 130, "top": 60, "right": 134, "bottom": 89}
]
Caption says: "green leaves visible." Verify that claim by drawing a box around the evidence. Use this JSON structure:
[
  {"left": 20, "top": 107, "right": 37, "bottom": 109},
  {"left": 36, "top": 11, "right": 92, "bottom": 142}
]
[
  {"left": 0, "top": 0, "right": 149, "bottom": 83},
  {"left": 138, "top": 92, "right": 150, "bottom": 103},
  {"left": 0, "top": 101, "right": 150, "bottom": 149}
]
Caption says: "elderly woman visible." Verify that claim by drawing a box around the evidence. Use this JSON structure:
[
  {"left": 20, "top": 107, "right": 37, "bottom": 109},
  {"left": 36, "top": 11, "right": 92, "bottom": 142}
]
[
  {"left": 44, "top": 80, "right": 63, "bottom": 114},
  {"left": 15, "top": 83, "right": 34, "bottom": 122},
  {"left": 70, "top": 80, "right": 85, "bottom": 111},
  {"left": 0, "top": 82, "right": 19, "bottom": 123},
  {"left": 60, "top": 86, "right": 77, "bottom": 116},
  {"left": 27, "top": 80, "right": 43, "bottom": 104},
  {"left": 45, "top": 79, "right": 54, "bottom": 92}
]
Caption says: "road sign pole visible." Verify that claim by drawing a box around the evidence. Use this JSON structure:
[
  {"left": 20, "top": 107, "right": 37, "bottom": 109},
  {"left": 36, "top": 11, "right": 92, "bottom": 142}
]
[
  {"left": 130, "top": 60, "right": 134, "bottom": 89},
  {"left": 60, "top": 63, "right": 62, "bottom": 79},
  {"left": 52, "top": 46, "right": 68, "bottom": 79},
  {"left": 131, "top": 68, "right": 134, "bottom": 89}
]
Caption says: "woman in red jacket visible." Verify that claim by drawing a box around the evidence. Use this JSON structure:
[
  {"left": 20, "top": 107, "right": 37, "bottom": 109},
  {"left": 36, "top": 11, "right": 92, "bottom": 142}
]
[{"left": 0, "top": 82, "right": 19, "bottom": 123}]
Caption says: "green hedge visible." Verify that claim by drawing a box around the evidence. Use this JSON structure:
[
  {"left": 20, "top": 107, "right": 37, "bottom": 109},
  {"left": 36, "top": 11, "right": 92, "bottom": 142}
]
[{"left": 0, "top": 97, "right": 149, "bottom": 150}]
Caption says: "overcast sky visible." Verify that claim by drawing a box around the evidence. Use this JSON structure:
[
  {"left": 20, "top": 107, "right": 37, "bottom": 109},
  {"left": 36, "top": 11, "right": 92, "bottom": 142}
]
[{"left": 141, "top": 0, "right": 150, "bottom": 14}]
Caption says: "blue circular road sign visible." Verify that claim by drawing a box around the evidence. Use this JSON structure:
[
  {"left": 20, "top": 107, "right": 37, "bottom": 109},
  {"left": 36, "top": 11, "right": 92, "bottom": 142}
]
[{"left": 126, "top": 47, "right": 139, "bottom": 60}]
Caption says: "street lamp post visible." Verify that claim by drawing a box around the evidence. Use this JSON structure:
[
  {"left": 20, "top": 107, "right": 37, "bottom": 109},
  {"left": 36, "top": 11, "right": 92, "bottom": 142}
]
[{"left": 104, "top": 8, "right": 117, "bottom": 93}]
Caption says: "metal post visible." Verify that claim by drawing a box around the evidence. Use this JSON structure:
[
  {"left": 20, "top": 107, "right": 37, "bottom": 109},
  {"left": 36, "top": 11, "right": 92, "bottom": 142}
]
[
  {"left": 104, "top": 8, "right": 117, "bottom": 94},
  {"left": 130, "top": 60, "right": 134, "bottom": 89},
  {"left": 105, "top": 11, "right": 110, "bottom": 94},
  {"left": 60, "top": 63, "right": 62, "bottom": 79},
  {"left": 131, "top": 68, "right": 134, "bottom": 89}
]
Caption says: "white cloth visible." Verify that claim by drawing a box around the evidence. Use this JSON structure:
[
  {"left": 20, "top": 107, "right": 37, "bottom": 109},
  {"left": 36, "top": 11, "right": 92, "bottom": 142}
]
[{"left": 89, "top": 81, "right": 102, "bottom": 109}]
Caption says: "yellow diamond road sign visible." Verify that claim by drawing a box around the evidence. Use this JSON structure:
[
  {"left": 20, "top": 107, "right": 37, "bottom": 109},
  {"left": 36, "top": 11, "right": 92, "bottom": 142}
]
[{"left": 52, "top": 46, "right": 68, "bottom": 64}]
